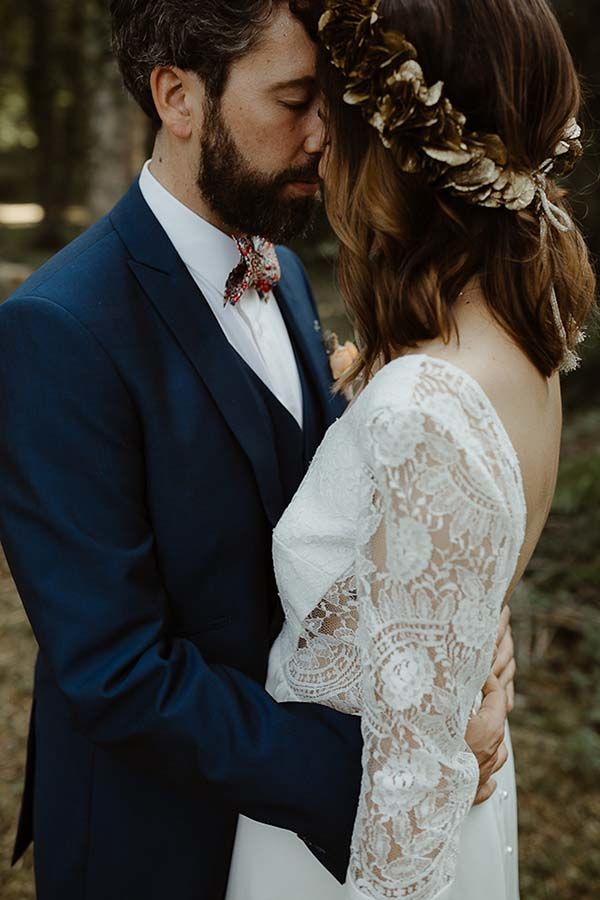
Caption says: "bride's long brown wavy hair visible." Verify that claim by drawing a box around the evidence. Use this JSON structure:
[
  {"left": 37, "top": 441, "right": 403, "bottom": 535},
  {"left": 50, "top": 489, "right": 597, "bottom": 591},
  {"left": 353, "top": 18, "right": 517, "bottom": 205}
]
[{"left": 292, "top": 0, "right": 596, "bottom": 389}]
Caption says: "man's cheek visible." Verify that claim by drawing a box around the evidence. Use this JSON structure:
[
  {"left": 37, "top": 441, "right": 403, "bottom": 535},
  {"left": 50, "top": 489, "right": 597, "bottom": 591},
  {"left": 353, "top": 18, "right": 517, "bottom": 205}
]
[{"left": 246, "top": 128, "right": 293, "bottom": 170}]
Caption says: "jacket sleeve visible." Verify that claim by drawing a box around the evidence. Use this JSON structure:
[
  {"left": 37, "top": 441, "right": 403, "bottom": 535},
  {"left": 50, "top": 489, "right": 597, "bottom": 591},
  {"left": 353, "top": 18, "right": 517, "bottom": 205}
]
[{"left": 0, "top": 294, "right": 362, "bottom": 874}]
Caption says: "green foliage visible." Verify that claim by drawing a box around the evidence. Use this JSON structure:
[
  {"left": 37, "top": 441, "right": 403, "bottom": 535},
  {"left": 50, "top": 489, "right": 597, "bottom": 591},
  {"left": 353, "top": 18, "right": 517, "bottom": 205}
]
[
  {"left": 554, "top": 455, "right": 600, "bottom": 519},
  {"left": 565, "top": 728, "right": 600, "bottom": 781}
]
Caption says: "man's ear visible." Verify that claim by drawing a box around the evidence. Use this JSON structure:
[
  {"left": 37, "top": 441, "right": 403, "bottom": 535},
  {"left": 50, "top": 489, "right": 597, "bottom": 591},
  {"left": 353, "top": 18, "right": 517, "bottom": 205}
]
[{"left": 150, "top": 67, "right": 205, "bottom": 139}]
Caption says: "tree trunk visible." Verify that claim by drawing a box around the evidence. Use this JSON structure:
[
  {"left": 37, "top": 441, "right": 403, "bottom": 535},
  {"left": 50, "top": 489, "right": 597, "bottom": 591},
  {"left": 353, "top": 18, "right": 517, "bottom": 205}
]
[
  {"left": 24, "top": 0, "right": 65, "bottom": 248},
  {"left": 86, "top": 3, "right": 150, "bottom": 220},
  {"left": 61, "top": 0, "right": 90, "bottom": 208}
]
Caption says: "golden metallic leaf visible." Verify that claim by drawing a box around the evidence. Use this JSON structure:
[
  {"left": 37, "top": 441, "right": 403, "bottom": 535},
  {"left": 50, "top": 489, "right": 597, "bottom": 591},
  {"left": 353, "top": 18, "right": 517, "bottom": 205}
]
[
  {"left": 318, "top": 0, "right": 583, "bottom": 214},
  {"left": 424, "top": 146, "right": 474, "bottom": 166}
]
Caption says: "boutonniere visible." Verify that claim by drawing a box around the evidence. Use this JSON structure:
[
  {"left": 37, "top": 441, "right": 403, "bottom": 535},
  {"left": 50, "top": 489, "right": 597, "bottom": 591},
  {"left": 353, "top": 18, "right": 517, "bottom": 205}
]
[{"left": 323, "top": 330, "right": 359, "bottom": 400}]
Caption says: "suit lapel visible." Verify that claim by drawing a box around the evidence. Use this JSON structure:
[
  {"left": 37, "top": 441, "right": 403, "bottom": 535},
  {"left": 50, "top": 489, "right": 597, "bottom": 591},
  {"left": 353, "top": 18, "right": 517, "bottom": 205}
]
[{"left": 111, "top": 182, "right": 286, "bottom": 527}]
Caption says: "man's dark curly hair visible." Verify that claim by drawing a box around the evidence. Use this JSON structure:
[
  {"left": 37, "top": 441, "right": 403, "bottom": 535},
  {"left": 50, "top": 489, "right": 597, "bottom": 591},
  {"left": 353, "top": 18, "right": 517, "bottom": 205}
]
[
  {"left": 110, "top": 0, "right": 290, "bottom": 129},
  {"left": 288, "top": 0, "right": 322, "bottom": 40}
]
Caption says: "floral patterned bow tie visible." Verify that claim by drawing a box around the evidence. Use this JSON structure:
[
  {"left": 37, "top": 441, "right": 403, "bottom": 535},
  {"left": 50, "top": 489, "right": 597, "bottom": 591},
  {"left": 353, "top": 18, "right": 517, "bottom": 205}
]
[{"left": 223, "top": 236, "right": 281, "bottom": 307}]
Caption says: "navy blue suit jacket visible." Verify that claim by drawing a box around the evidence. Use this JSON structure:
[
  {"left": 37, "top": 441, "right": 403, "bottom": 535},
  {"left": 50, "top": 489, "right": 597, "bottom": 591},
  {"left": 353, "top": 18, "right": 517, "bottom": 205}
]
[{"left": 0, "top": 182, "right": 363, "bottom": 900}]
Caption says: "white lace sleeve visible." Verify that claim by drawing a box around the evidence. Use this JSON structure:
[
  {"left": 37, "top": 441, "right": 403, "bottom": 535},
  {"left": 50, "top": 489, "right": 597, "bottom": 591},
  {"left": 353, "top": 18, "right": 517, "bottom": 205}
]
[{"left": 345, "top": 401, "right": 516, "bottom": 900}]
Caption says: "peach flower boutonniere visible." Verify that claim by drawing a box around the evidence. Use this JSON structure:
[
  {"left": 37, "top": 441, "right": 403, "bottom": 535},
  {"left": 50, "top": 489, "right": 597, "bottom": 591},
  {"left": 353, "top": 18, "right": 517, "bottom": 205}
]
[{"left": 323, "top": 331, "right": 359, "bottom": 401}]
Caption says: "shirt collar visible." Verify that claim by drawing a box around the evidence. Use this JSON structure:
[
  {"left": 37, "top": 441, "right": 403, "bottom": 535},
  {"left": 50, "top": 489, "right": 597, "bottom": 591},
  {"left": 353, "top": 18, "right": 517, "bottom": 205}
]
[{"left": 138, "top": 160, "right": 241, "bottom": 296}]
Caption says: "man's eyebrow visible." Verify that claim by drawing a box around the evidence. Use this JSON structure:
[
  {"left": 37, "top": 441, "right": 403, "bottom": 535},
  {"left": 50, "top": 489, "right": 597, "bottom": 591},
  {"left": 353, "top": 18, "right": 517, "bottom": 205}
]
[{"left": 270, "top": 76, "right": 317, "bottom": 92}]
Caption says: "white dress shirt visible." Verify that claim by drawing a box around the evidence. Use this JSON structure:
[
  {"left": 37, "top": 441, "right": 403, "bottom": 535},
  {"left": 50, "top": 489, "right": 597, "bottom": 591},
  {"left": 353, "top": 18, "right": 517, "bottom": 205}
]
[{"left": 139, "top": 161, "right": 304, "bottom": 428}]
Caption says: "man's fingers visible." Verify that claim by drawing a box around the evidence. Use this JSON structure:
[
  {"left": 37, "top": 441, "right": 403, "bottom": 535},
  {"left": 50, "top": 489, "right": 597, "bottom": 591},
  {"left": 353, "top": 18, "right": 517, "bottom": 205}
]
[
  {"left": 480, "top": 675, "right": 508, "bottom": 720},
  {"left": 506, "top": 681, "right": 515, "bottom": 713},
  {"left": 491, "top": 742, "right": 509, "bottom": 775},
  {"left": 495, "top": 606, "right": 511, "bottom": 646},
  {"left": 478, "top": 752, "right": 499, "bottom": 785},
  {"left": 476, "top": 679, "right": 507, "bottom": 756},
  {"left": 497, "top": 657, "right": 516, "bottom": 689},
  {"left": 473, "top": 779, "right": 497, "bottom": 806},
  {"left": 493, "top": 624, "right": 514, "bottom": 678},
  {"left": 491, "top": 614, "right": 516, "bottom": 711},
  {"left": 492, "top": 629, "right": 513, "bottom": 673},
  {"left": 482, "top": 672, "right": 503, "bottom": 694}
]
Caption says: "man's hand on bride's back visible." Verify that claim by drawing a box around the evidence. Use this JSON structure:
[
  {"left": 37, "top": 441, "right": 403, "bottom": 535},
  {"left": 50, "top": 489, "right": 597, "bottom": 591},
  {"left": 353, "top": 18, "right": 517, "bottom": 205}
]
[
  {"left": 466, "top": 607, "right": 515, "bottom": 805},
  {"left": 492, "top": 605, "right": 516, "bottom": 712},
  {"left": 466, "top": 673, "right": 509, "bottom": 805}
]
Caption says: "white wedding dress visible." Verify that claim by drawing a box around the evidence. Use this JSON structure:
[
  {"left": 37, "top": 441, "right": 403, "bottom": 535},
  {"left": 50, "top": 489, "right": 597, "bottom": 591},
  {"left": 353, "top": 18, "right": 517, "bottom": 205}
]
[{"left": 226, "top": 354, "right": 524, "bottom": 900}]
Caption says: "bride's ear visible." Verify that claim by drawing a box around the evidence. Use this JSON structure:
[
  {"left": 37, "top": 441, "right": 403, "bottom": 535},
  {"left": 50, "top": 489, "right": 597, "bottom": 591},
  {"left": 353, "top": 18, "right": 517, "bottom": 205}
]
[{"left": 150, "top": 66, "right": 205, "bottom": 140}]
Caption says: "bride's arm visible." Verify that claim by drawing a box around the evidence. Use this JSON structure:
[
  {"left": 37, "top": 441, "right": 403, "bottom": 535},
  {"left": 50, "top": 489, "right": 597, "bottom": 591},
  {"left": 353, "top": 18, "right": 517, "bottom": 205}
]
[{"left": 345, "top": 404, "right": 517, "bottom": 900}]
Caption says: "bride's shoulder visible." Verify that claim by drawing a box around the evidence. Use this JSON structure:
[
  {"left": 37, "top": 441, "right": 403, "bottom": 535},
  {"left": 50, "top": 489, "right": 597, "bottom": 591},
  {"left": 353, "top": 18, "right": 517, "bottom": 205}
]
[
  {"left": 351, "top": 355, "right": 480, "bottom": 461},
  {"left": 356, "top": 352, "right": 486, "bottom": 423},
  {"left": 353, "top": 349, "right": 523, "bottom": 466}
]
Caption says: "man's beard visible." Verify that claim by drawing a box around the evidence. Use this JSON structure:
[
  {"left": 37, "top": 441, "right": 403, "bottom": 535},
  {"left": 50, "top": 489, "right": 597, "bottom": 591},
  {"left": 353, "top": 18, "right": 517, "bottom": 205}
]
[{"left": 197, "top": 101, "right": 321, "bottom": 243}]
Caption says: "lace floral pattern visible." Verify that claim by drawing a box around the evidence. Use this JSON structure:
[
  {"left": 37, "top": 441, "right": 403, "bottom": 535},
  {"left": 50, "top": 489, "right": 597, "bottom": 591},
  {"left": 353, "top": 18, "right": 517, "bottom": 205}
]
[
  {"left": 284, "top": 573, "right": 363, "bottom": 714},
  {"left": 271, "top": 356, "right": 526, "bottom": 900}
]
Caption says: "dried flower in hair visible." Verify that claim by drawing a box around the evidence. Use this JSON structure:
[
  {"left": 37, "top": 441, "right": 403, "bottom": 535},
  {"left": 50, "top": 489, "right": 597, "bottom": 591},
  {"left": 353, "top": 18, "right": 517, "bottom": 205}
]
[{"left": 318, "top": 0, "right": 582, "bottom": 213}]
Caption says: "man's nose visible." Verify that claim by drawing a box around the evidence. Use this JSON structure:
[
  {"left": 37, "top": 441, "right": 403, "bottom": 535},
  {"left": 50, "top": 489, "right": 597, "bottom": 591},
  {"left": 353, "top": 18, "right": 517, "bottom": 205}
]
[{"left": 303, "top": 102, "right": 326, "bottom": 156}]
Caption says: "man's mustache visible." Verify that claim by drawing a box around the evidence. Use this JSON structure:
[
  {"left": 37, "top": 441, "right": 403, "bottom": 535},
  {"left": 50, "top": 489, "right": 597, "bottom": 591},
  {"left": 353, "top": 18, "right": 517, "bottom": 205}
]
[{"left": 276, "top": 159, "right": 321, "bottom": 187}]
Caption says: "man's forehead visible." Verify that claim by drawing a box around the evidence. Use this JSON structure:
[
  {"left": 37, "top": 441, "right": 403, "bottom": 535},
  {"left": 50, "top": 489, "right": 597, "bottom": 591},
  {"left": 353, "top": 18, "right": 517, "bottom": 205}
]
[{"left": 234, "top": 4, "right": 317, "bottom": 87}]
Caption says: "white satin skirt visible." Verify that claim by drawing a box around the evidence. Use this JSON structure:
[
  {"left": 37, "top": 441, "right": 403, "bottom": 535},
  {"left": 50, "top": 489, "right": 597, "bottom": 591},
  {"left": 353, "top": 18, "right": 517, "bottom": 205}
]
[{"left": 225, "top": 725, "right": 519, "bottom": 900}]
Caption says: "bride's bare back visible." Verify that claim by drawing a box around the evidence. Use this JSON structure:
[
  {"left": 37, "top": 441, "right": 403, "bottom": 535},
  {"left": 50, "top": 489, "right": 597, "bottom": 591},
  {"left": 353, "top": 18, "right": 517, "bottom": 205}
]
[{"left": 407, "top": 285, "right": 562, "bottom": 591}]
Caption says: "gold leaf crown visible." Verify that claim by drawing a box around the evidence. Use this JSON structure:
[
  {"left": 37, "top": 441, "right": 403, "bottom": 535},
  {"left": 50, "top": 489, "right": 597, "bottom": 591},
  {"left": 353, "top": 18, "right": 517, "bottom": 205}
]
[{"left": 318, "top": 0, "right": 583, "bottom": 212}]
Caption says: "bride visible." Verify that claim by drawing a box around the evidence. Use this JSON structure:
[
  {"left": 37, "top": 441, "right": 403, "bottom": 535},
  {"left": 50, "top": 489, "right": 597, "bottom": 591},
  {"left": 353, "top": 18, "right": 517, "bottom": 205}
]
[{"left": 226, "top": 0, "right": 595, "bottom": 898}]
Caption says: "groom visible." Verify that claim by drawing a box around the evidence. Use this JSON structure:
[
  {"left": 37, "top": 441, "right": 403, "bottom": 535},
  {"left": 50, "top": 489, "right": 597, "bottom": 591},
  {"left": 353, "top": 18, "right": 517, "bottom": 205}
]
[{"left": 0, "top": 2, "right": 514, "bottom": 899}]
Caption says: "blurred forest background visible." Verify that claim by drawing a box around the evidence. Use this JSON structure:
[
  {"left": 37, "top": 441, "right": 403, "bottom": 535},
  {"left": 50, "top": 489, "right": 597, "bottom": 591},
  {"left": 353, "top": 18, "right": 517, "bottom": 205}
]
[{"left": 0, "top": 1, "right": 599, "bottom": 898}]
